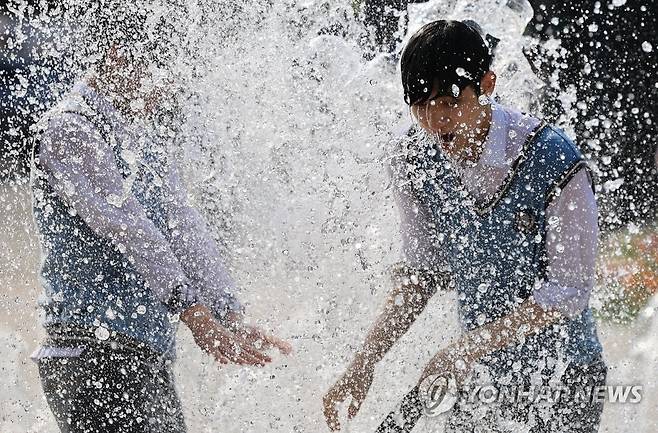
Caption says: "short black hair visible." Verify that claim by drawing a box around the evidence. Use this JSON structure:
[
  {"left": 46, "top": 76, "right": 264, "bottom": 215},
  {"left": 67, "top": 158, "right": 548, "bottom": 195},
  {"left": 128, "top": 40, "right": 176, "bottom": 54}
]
[
  {"left": 66, "top": 1, "right": 184, "bottom": 70},
  {"left": 401, "top": 20, "right": 493, "bottom": 106}
]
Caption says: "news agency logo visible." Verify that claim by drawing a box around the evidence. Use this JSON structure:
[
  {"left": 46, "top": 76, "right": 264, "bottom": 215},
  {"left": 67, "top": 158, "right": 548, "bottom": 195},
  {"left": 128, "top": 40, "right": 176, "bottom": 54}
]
[
  {"left": 419, "top": 373, "right": 459, "bottom": 416},
  {"left": 419, "top": 375, "right": 643, "bottom": 417}
]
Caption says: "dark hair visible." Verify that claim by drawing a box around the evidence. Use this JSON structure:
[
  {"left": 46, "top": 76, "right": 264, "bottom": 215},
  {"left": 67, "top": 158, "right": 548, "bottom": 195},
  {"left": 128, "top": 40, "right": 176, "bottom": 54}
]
[
  {"left": 401, "top": 20, "right": 493, "bottom": 106},
  {"left": 66, "top": 1, "right": 184, "bottom": 70}
]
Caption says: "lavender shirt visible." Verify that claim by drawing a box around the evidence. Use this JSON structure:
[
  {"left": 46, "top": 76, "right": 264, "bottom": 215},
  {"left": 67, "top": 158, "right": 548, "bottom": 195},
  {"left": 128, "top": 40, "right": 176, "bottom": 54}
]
[{"left": 36, "top": 81, "right": 240, "bottom": 318}]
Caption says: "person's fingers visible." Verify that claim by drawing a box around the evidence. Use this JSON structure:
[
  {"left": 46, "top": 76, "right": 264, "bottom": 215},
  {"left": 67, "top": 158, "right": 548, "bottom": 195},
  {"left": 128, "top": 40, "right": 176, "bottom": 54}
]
[
  {"left": 347, "top": 395, "right": 363, "bottom": 419},
  {"left": 238, "top": 341, "right": 272, "bottom": 364},
  {"left": 236, "top": 349, "right": 268, "bottom": 366},
  {"left": 201, "top": 329, "right": 268, "bottom": 366},
  {"left": 260, "top": 332, "right": 293, "bottom": 355},
  {"left": 241, "top": 327, "right": 292, "bottom": 355},
  {"left": 254, "top": 329, "right": 292, "bottom": 355},
  {"left": 322, "top": 393, "right": 342, "bottom": 431},
  {"left": 221, "top": 340, "right": 269, "bottom": 366},
  {"left": 347, "top": 377, "right": 369, "bottom": 420},
  {"left": 212, "top": 352, "right": 231, "bottom": 365},
  {"left": 225, "top": 337, "right": 272, "bottom": 366}
]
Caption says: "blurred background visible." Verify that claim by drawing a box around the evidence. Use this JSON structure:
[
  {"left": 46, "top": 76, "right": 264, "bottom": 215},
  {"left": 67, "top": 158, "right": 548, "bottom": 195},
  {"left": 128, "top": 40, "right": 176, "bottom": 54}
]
[{"left": 0, "top": 0, "right": 656, "bottom": 432}]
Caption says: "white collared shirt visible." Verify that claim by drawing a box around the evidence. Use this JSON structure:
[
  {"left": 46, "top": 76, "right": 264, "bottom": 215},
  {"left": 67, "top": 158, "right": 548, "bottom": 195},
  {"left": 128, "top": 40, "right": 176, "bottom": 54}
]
[
  {"left": 36, "top": 80, "right": 240, "bottom": 312},
  {"left": 393, "top": 103, "right": 598, "bottom": 318}
]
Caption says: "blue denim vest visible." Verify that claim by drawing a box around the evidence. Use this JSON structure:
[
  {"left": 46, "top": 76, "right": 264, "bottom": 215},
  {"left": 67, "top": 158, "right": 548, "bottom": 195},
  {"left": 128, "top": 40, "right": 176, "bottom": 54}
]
[
  {"left": 32, "top": 93, "right": 178, "bottom": 356},
  {"left": 406, "top": 123, "right": 603, "bottom": 372}
]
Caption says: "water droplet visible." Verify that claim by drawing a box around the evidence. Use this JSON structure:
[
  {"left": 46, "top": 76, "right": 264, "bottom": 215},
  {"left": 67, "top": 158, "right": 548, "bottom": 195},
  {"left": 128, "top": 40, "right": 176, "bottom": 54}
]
[
  {"left": 477, "top": 283, "right": 489, "bottom": 293},
  {"left": 121, "top": 149, "right": 137, "bottom": 165},
  {"left": 106, "top": 193, "right": 124, "bottom": 207},
  {"left": 137, "top": 305, "right": 147, "bottom": 315},
  {"left": 641, "top": 42, "right": 652, "bottom": 53},
  {"left": 95, "top": 326, "right": 110, "bottom": 341},
  {"left": 556, "top": 244, "right": 565, "bottom": 253},
  {"left": 627, "top": 222, "right": 640, "bottom": 234}
]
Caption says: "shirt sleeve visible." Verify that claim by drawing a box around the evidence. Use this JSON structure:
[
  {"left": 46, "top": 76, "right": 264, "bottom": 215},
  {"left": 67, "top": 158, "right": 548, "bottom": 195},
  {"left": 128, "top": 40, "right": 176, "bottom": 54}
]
[
  {"left": 163, "top": 162, "right": 243, "bottom": 318},
  {"left": 38, "top": 113, "right": 190, "bottom": 304},
  {"left": 389, "top": 159, "right": 449, "bottom": 295},
  {"left": 532, "top": 168, "right": 598, "bottom": 318}
]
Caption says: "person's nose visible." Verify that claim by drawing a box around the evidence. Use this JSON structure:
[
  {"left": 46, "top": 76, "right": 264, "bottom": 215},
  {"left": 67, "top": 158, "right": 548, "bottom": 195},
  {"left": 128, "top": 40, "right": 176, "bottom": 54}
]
[{"left": 427, "top": 108, "right": 451, "bottom": 131}]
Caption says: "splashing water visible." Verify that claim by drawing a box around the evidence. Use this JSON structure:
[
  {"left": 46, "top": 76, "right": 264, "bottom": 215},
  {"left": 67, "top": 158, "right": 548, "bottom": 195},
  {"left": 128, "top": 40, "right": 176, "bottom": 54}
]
[{"left": 0, "top": 0, "right": 655, "bottom": 432}]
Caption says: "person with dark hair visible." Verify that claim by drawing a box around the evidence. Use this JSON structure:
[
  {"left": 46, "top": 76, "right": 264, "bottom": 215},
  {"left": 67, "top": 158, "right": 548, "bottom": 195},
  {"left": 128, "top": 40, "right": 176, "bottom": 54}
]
[
  {"left": 30, "top": 3, "right": 291, "bottom": 432},
  {"left": 323, "top": 20, "right": 606, "bottom": 432},
  {"left": 362, "top": 0, "right": 657, "bottom": 228}
]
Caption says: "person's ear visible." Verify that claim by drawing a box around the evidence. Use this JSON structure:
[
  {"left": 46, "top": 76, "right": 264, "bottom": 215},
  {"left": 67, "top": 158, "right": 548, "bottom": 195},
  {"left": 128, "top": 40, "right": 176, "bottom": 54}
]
[{"left": 479, "top": 71, "right": 496, "bottom": 96}]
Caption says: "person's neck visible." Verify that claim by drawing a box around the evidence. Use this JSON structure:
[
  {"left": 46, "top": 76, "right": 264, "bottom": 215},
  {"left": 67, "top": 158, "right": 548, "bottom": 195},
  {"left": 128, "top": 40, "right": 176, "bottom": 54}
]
[
  {"left": 87, "top": 72, "right": 137, "bottom": 119},
  {"left": 444, "top": 105, "right": 492, "bottom": 164}
]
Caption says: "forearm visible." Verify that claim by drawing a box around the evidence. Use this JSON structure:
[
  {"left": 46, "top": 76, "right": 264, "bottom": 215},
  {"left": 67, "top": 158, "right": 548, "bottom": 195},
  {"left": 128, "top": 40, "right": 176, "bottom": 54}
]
[
  {"left": 356, "top": 281, "right": 432, "bottom": 367},
  {"left": 39, "top": 124, "right": 190, "bottom": 303},
  {"left": 165, "top": 164, "right": 242, "bottom": 314},
  {"left": 456, "top": 298, "right": 563, "bottom": 363}
]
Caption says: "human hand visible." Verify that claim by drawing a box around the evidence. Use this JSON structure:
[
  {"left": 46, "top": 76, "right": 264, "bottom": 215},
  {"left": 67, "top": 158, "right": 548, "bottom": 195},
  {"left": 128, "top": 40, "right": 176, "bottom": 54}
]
[
  {"left": 418, "top": 344, "right": 474, "bottom": 388},
  {"left": 181, "top": 305, "right": 281, "bottom": 366},
  {"left": 322, "top": 353, "right": 375, "bottom": 431}
]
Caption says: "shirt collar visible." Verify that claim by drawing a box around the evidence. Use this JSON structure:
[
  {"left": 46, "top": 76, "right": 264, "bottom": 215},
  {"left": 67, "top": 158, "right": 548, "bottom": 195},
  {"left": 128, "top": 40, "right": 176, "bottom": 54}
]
[
  {"left": 74, "top": 80, "right": 121, "bottom": 121},
  {"left": 477, "top": 102, "right": 508, "bottom": 168},
  {"left": 74, "top": 79, "right": 150, "bottom": 138}
]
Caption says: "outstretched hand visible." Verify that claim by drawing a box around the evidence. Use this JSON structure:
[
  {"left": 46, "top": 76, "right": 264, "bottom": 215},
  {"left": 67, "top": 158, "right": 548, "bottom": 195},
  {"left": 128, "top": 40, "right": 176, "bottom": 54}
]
[
  {"left": 323, "top": 354, "right": 375, "bottom": 431},
  {"left": 181, "top": 305, "right": 291, "bottom": 366},
  {"left": 418, "top": 344, "right": 474, "bottom": 389}
]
